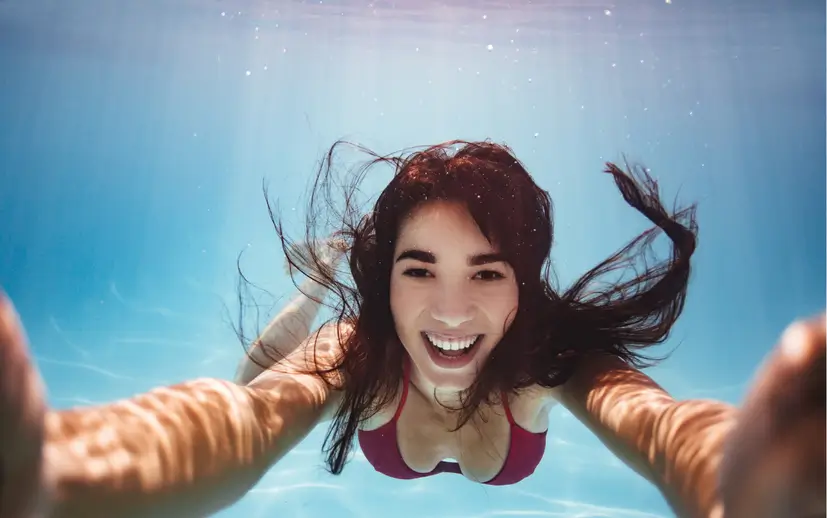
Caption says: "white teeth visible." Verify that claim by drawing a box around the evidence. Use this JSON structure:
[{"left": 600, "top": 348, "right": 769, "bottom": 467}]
[{"left": 425, "top": 333, "right": 480, "bottom": 351}]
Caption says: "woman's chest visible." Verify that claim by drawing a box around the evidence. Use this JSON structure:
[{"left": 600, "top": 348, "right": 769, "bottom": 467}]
[{"left": 364, "top": 385, "right": 553, "bottom": 483}]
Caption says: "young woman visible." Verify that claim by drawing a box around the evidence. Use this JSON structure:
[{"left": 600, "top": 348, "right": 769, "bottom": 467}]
[{"left": 1, "top": 140, "right": 823, "bottom": 518}]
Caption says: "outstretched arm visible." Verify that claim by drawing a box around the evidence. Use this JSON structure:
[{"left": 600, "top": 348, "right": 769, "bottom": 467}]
[
  {"left": 45, "top": 372, "right": 328, "bottom": 518},
  {"left": 555, "top": 355, "right": 735, "bottom": 518},
  {"left": 0, "top": 293, "right": 345, "bottom": 518},
  {"left": 554, "top": 315, "right": 825, "bottom": 518}
]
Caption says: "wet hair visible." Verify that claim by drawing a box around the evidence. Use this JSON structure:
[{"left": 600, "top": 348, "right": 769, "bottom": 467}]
[{"left": 242, "top": 139, "right": 698, "bottom": 475}]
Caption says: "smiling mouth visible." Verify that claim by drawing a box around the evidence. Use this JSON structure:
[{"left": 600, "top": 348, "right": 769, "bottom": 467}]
[{"left": 422, "top": 332, "right": 483, "bottom": 358}]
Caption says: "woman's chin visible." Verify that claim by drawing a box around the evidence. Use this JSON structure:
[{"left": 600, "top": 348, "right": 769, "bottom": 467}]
[
  {"left": 418, "top": 357, "right": 491, "bottom": 393},
  {"left": 403, "top": 333, "right": 496, "bottom": 392}
]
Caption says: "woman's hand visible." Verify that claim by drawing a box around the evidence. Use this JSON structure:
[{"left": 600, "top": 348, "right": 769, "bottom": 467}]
[
  {"left": 283, "top": 236, "right": 347, "bottom": 278},
  {"left": 0, "top": 294, "right": 50, "bottom": 518},
  {"left": 719, "top": 313, "right": 825, "bottom": 518}
]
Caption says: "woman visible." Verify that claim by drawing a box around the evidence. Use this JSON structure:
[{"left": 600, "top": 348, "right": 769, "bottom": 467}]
[{"left": 0, "top": 140, "right": 823, "bottom": 518}]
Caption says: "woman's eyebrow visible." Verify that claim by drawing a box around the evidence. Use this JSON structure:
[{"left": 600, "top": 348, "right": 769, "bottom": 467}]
[{"left": 395, "top": 249, "right": 505, "bottom": 266}]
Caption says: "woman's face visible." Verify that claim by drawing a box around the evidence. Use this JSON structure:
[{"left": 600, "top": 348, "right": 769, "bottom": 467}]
[{"left": 390, "top": 201, "right": 519, "bottom": 391}]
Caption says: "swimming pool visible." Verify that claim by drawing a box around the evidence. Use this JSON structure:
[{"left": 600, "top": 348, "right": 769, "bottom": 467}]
[{"left": 0, "top": 0, "right": 823, "bottom": 516}]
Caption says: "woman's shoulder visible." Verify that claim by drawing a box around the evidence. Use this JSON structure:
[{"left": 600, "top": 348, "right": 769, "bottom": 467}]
[
  {"left": 507, "top": 384, "right": 562, "bottom": 428},
  {"left": 510, "top": 381, "right": 563, "bottom": 403}
]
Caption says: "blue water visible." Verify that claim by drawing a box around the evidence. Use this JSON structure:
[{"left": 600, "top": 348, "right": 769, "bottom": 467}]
[{"left": 0, "top": 0, "right": 823, "bottom": 516}]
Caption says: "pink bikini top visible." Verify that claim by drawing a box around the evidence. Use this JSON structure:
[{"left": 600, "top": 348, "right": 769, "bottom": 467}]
[{"left": 357, "top": 358, "right": 547, "bottom": 485}]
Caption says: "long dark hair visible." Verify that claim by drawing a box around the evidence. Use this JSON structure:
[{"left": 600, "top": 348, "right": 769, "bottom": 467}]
[{"left": 242, "top": 139, "right": 698, "bottom": 475}]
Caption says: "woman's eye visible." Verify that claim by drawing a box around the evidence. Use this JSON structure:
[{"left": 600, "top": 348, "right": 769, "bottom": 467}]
[
  {"left": 402, "top": 268, "right": 431, "bottom": 278},
  {"left": 402, "top": 269, "right": 505, "bottom": 281},
  {"left": 474, "top": 270, "right": 506, "bottom": 281}
]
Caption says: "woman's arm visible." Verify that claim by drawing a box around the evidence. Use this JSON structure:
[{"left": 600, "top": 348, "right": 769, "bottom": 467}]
[
  {"left": 235, "top": 239, "right": 344, "bottom": 385},
  {"left": 234, "top": 277, "right": 331, "bottom": 385},
  {"left": 43, "top": 324, "right": 346, "bottom": 518},
  {"left": 554, "top": 355, "right": 736, "bottom": 518}
]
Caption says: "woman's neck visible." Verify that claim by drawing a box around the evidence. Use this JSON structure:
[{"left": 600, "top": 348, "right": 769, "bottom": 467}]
[{"left": 408, "top": 366, "right": 468, "bottom": 412}]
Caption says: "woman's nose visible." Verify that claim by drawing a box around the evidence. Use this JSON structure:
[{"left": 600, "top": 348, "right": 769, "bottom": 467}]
[
  {"left": 430, "top": 288, "right": 474, "bottom": 328},
  {"left": 431, "top": 312, "right": 473, "bottom": 328}
]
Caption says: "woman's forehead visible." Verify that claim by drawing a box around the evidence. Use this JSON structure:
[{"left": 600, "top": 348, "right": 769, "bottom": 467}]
[{"left": 395, "top": 202, "right": 500, "bottom": 256}]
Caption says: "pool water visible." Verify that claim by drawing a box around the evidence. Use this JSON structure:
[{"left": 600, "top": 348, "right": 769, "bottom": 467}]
[{"left": 0, "top": 1, "right": 823, "bottom": 517}]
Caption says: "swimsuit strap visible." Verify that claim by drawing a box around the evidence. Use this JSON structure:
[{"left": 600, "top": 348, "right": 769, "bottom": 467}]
[{"left": 501, "top": 390, "right": 516, "bottom": 425}]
